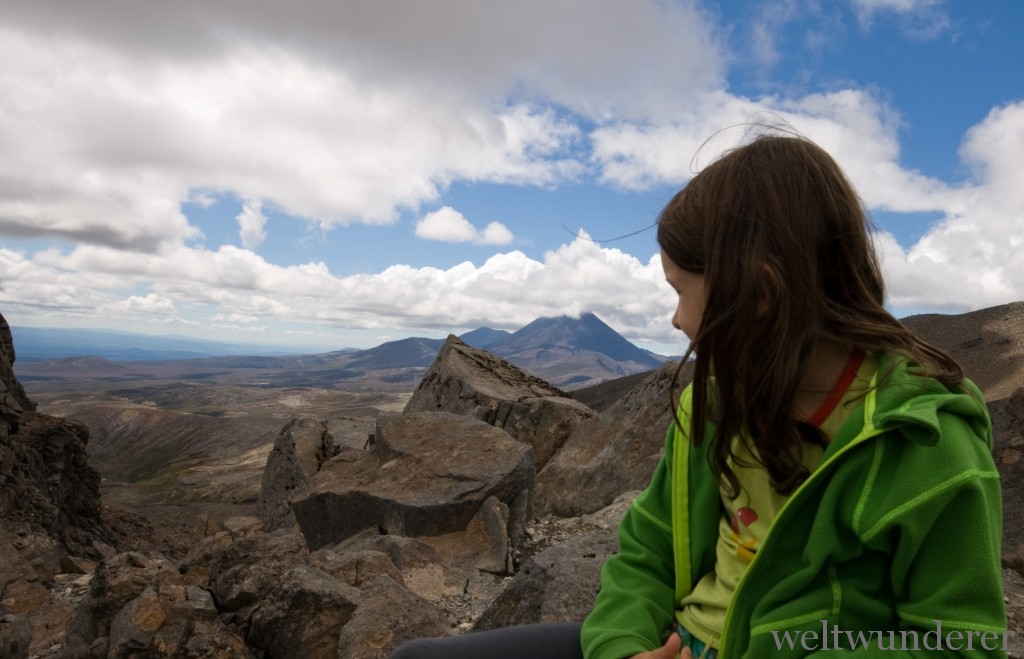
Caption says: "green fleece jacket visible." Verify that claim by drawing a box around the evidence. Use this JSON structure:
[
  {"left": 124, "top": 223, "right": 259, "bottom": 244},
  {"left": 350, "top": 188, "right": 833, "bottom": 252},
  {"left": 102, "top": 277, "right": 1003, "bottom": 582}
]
[{"left": 581, "top": 353, "right": 1006, "bottom": 658}]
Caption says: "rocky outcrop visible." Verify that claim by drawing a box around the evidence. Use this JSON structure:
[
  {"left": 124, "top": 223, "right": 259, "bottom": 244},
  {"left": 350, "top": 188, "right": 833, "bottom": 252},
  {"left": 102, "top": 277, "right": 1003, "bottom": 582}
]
[
  {"left": 405, "top": 336, "right": 595, "bottom": 468},
  {"left": 8, "top": 304, "right": 1024, "bottom": 658},
  {"left": 0, "top": 313, "right": 119, "bottom": 561},
  {"left": 533, "top": 360, "right": 684, "bottom": 517},
  {"left": 291, "top": 412, "right": 534, "bottom": 551},
  {"left": 475, "top": 529, "right": 616, "bottom": 630},
  {"left": 0, "top": 314, "right": 34, "bottom": 414}
]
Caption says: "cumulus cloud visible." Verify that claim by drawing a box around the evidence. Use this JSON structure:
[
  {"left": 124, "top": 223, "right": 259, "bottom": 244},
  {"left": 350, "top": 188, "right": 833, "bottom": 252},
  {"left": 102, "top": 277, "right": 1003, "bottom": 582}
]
[
  {"left": 415, "top": 207, "right": 514, "bottom": 245},
  {"left": 591, "top": 88, "right": 962, "bottom": 215},
  {"left": 0, "top": 234, "right": 678, "bottom": 345},
  {"left": 112, "top": 294, "right": 177, "bottom": 314},
  {"left": 0, "top": 1, "right": 721, "bottom": 253},
  {"left": 875, "top": 101, "right": 1024, "bottom": 311},
  {"left": 236, "top": 200, "right": 267, "bottom": 250}
]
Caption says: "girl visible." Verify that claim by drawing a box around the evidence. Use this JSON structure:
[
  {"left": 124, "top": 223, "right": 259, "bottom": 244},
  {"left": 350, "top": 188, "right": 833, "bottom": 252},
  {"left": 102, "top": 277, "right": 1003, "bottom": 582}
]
[{"left": 392, "top": 133, "right": 1006, "bottom": 658}]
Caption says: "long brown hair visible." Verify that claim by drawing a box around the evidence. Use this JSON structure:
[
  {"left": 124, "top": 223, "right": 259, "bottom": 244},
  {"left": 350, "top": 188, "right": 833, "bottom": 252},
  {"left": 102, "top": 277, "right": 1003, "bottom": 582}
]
[{"left": 658, "top": 133, "right": 962, "bottom": 497}]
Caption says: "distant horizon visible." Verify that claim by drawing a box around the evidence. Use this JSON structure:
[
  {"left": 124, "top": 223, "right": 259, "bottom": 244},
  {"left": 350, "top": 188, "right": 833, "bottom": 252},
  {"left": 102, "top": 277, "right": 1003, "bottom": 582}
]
[
  {"left": 8, "top": 310, "right": 681, "bottom": 360},
  {"left": 11, "top": 300, "right": 1015, "bottom": 361}
]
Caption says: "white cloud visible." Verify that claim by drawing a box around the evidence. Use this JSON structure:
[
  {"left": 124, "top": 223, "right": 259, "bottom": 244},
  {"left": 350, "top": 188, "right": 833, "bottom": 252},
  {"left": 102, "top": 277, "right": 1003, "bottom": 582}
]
[
  {"left": 415, "top": 207, "right": 476, "bottom": 243},
  {"left": 479, "top": 222, "right": 515, "bottom": 246},
  {"left": 112, "top": 294, "right": 177, "bottom": 314},
  {"left": 0, "top": 1, "right": 721, "bottom": 253},
  {"left": 592, "top": 88, "right": 970, "bottom": 215},
  {"left": 0, "top": 234, "right": 679, "bottom": 345},
  {"left": 875, "top": 101, "right": 1024, "bottom": 311},
  {"left": 848, "top": 0, "right": 950, "bottom": 37},
  {"left": 415, "top": 207, "right": 514, "bottom": 245},
  {"left": 236, "top": 200, "right": 267, "bottom": 250}
]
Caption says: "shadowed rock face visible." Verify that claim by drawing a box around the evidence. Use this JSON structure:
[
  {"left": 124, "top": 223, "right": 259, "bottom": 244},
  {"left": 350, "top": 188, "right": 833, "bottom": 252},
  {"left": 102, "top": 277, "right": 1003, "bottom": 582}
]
[
  {"left": 292, "top": 412, "right": 535, "bottom": 551},
  {"left": 0, "top": 313, "right": 109, "bottom": 558},
  {"left": 533, "top": 360, "right": 685, "bottom": 517}
]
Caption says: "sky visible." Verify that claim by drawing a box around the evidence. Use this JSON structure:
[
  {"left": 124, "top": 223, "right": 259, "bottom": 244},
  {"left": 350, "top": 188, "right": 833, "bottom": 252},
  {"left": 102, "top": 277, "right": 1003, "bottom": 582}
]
[{"left": 1, "top": 0, "right": 1022, "bottom": 355}]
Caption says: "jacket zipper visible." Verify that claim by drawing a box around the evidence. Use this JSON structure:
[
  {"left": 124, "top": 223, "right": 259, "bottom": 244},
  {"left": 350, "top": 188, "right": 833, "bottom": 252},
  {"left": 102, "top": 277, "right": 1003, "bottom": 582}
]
[{"left": 715, "top": 374, "right": 886, "bottom": 657}]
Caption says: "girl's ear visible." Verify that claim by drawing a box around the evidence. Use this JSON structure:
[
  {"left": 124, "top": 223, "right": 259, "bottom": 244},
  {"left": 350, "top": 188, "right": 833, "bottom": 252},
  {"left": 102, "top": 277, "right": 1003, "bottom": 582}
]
[{"left": 758, "top": 262, "right": 779, "bottom": 317}]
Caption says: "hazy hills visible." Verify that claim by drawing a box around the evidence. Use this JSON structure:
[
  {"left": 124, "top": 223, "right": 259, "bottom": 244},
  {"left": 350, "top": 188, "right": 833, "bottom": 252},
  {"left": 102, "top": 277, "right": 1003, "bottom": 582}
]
[
  {"left": 11, "top": 326, "right": 334, "bottom": 361},
  {"left": 15, "top": 312, "right": 669, "bottom": 390}
]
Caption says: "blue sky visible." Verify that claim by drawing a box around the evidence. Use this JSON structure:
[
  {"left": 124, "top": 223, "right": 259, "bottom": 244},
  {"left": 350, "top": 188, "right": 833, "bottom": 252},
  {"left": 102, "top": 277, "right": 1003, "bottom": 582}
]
[{"left": 0, "top": 0, "right": 1021, "bottom": 355}]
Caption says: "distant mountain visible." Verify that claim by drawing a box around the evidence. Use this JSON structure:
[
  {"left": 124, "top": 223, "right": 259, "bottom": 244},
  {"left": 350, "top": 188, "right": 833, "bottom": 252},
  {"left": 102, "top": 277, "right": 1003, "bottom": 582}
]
[
  {"left": 13, "top": 314, "right": 668, "bottom": 390},
  {"left": 485, "top": 312, "right": 669, "bottom": 388},
  {"left": 459, "top": 327, "right": 511, "bottom": 348}
]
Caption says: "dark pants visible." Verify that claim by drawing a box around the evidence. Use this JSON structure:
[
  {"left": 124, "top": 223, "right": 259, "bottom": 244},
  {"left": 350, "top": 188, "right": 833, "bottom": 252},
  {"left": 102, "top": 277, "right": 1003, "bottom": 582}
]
[{"left": 388, "top": 623, "right": 584, "bottom": 659}]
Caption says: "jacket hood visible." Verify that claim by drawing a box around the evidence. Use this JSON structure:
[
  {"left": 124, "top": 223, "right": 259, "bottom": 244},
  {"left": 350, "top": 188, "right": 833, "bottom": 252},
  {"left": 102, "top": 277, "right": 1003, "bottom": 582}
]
[{"left": 866, "top": 352, "right": 992, "bottom": 450}]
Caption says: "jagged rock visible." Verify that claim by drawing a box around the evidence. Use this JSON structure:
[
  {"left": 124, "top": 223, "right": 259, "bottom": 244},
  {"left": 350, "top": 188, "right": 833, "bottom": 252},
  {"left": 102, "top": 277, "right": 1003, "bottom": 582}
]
[
  {"left": 992, "top": 387, "right": 1024, "bottom": 555},
  {"left": 105, "top": 584, "right": 250, "bottom": 658},
  {"left": 198, "top": 529, "right": 308, "bottom": 610},
  {"left": 417, "top": 496, "right": 513, "bottom": 575},
  {"left": 185, "top": 515, "right": 267, "bottom": 566},
  {"left": 292, "top": 412, "right": 534, "bottom": 551},
  {"left": 0, "top": 314, "right": 33, "bottom": 414},
  {"left": 533, "top": 360, "right": 683, "bottom": 517},
  {"left": 2, "top": 412, "right": 110, "bottom": 559},
  {"left": 308, "top": 547, "right": 405, "bottom": 590},
  {"left": 1, "top": 531, "right": 91, "bottom": 656},
  {"left": 0, "top": 312, "right": 119, "bottom": 561},
  {"left": 245, "top": 564, "right": 361, "bottom": 659},
  {"left": 257, "top": 417, "right": 341, "bottom": 531},
  {"left": 59, "top": 556, "right": 97, "bottom": 576},
  {"left": 63, "top": 551, "right": 180, "bottom": 657},
  {"left": 0, "top": 534, "right": 39, "bottom": 595},
  {"left": 0, "top": 605, "right": 31, "bottom": 659},
  {"left": 474, "top": 530, "right": 617, "bottom": 631},
  {"left": 326, "top": 416, "right": 377, "bottom": 450},
  {"left": 335, "top": 575, "right": 448, "bottom": 659},
  {"left": 335, "top": 534, "right": 450, "bottom": 603},
  {"left": 404, "top": 336, "right": 595, "bottom": 469}
]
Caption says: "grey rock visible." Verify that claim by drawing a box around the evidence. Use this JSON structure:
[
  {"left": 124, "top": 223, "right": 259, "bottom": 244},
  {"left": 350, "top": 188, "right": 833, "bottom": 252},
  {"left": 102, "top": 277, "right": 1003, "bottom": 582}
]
[
  {"left": 200, "top": 530, "right": 308, "bottom": 611},
  {"left": 534, "top": 361, "right": 683, "bottom": 516},
  {"left": 0, "top": 606, "right": 31, "bottom": 659},
  {"left": 63, "top": 551, "right": 179, "bottom": 657},
  {"left": 257, "top": 416, "right": 339, "bottom": 531},
  {"left": 474, "top": 530, "right": 617, "bottom": 630},
  {"left": 245, "top": 564, "right": 361, "bottom": 659},
  {"left": 404, "top": 336, "right": 594, "bottom": 468},
  {"left": 308, "top": 548, "right": 405, "bottom": 590},
  {"left": 335, "top": 575, "right": 448, "bottom": 659},
  {"left": 292, "top": 412, "right": 534, "bottom": 551}
]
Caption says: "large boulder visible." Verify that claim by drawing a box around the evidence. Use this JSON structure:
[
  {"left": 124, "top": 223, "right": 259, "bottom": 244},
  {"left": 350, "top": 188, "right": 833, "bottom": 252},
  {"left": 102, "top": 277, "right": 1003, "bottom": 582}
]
[
  {"left": 474, "top": 530, "right": 616, "bottom": 630},
  {"left": 334, "top": 575, "right": 449, "bottom": 659},
  {"left": 404, "top": 336, "right": 594, "bottom": 469},
  {"left": 291, "top": 412, "right": 534, "bottom": 551},
  {"left": 533, "top": 361, "right": 684, "bottom": 517},
  {"left": 474, "top": 493, "right": 634, "bottom": 630}
]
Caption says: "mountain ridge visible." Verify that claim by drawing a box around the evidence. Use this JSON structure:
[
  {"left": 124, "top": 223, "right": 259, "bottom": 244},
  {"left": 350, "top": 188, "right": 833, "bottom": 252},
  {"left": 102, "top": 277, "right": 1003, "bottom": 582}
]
[{"left": 14, "top": 313, "right": 667, "bottom": 389}]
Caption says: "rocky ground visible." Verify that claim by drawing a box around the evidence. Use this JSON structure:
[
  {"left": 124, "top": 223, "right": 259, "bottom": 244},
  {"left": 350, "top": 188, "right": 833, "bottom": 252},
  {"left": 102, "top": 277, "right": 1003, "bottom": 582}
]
[{"left": 3, "top": 304, "right": 1024, "bottom": 657}]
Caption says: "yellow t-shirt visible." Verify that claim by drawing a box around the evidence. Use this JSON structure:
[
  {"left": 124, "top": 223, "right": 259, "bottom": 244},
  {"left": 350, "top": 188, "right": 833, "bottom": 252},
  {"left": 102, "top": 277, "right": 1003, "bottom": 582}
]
[{"left": 678, "top": 351, "right": 876, "bottom": 646}]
